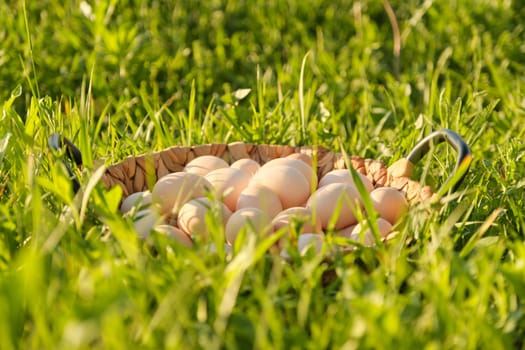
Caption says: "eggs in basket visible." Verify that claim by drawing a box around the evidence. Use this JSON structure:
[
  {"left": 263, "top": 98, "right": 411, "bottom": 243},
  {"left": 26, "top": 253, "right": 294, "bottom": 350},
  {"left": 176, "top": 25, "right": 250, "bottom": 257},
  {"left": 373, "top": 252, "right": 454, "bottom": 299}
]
[{"left": 120, "top": 153, "right": 409, "bottom": 255}]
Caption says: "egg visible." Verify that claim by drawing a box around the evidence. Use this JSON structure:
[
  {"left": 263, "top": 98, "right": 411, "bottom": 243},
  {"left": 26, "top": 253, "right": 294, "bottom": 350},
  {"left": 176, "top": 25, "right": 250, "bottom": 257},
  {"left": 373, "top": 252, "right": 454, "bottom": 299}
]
[
  {"left": 370, "top": 187, "right": 408, "bottom": 225},
  {"left": 224, "top": 208, "right": 271, "bottom": 245},
  {"left": 236, "top": 183, "right": 283, "bottom": 218},
  {"left": 350, "top": 217, "right": 393, "bottom": 245},
  {"left": 133, "top": 208, "right": 162, "bottom": 239},
  {"left": 335, "top": 224, "right": 358, "bottom": 239},
  {"left": 205, "top": 167, "right": 251, "bottom": 211},
  {"left": 286, "top": 153, "right": 313, "bottom": 167},
  {"left": 306, "top": 182, "right": 363, "bottom": 230},
  {"left": 297, "top": 233, "right": 324, "bottom": 255},
  {"left": 261, "top": 158, "right": 317, "bottom": 190},
  {"left": 251, "top": 165, "right": 310, "bottom": 209},
  {"left": 120, "top": 191, "right": 152, "bottom": 214},
  {"left": 152, "top": 172, "right": 212, "bottom": 216},
  {"left": 177, "top": 197, "right": 232, "bottom": 239},
  {"left": 230, "top": 158, "right": 260, "bottom": 177},
  {"left": 272, "top": 207, "right": 322, "bottom": 236},
  {"left": 184, "top": 155, "right": 229, "bottom": 176},
  {"left": 349, "top": 230, "right": 376, "bottom": 247},
  {"left": 318, "top": 169, "right": 374, "bottom": 192},
  {"left": 154, "top": 224, "right": 193, "bottom": 247}
]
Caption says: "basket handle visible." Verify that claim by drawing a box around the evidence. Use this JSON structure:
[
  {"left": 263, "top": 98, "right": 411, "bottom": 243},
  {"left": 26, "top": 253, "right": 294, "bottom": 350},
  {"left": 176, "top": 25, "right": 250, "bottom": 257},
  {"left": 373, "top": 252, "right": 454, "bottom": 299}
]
[
  {"left": 406, "top": 129, "right": 472, "bottom": 197},
  {"left": 48, "top": 133, "right": 82, "bottom": 193}
]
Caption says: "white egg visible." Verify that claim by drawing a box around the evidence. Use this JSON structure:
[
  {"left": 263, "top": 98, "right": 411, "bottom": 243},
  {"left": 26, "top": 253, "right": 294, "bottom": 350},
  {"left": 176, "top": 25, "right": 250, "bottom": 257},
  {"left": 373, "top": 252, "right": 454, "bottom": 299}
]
[
  {"left": 297, "top": 233, "right": 324, "bottom": 255},
  {"left": 133, "top": 208, "right": 162, "bottom": 239},
  {"left": 120, "top": 191, "right": 152, "bottom": 214}
]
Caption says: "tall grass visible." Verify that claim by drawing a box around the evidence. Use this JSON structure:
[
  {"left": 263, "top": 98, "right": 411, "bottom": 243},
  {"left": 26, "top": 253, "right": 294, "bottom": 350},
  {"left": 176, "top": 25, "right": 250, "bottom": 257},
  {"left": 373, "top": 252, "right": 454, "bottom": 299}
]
[{"left": 0, "top": 0, "right": 524, "bottom": 348}]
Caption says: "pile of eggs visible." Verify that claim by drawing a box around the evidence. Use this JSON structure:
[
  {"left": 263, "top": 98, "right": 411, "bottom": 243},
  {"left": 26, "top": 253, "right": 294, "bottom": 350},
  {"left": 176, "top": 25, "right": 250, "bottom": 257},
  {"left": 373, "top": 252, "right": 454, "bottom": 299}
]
[{"left": 120, "top": 153, "right": 408, "bottom": 254}]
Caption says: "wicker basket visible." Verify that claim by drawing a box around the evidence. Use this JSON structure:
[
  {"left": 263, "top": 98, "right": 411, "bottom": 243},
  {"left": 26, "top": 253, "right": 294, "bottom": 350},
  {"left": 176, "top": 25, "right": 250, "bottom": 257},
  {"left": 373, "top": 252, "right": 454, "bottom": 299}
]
[
  {"left": 48, "top": 130, "right": 472, "bottom": 285},
  {"left": 101, "top": 143, "right": 434, "bottom": 203},
  {"left": 49, "top": 129, "right": 471, "bottom": 210}
]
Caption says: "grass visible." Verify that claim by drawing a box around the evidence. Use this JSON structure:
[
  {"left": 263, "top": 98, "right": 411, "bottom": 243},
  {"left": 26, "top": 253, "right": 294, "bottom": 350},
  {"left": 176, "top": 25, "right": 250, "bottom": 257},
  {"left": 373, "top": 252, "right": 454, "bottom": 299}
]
[{"left": 1, "top": 0, "right": 525, "bottom": 348}]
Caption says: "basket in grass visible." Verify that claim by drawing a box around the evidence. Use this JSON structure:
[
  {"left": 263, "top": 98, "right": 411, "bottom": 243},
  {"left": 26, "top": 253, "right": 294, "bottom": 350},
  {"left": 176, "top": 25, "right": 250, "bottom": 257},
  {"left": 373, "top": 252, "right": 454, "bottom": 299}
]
[{"left": 49, "top": 129, "right": 472, "bottom": 256}]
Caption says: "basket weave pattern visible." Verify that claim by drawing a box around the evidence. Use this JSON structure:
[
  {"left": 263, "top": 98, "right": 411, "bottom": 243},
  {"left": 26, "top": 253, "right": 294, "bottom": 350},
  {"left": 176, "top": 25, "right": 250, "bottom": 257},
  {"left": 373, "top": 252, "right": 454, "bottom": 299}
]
[{"left": 100, "top": 142, "right": 432, "bottom": 203}]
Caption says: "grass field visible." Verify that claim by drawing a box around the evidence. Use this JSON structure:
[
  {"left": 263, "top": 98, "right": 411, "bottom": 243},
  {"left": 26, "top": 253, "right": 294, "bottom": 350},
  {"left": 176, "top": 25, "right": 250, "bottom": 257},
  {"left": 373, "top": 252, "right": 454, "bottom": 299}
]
[{"left": 1, "top": 0, "right": 525, "bottom": 348}]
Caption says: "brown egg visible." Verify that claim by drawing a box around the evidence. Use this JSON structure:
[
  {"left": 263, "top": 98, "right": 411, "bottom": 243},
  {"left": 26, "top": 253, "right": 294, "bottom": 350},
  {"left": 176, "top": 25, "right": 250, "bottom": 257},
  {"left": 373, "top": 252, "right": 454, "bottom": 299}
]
[
  {"left": 297, "top": 233, "right": 324, "bottom": 255},
  {"left": 350, "top": 217, "right": 393, "bottom": 245},
  {"left": 236, "top": 183, "right": 283, "bottom": 218},
  {"left": 177, "top": 197, "right": 232, "bottom": 240},
  {"left": 230, "top": 158, "right": 260, "bottom": 177},
  {"left": 224, "top": 208, "right": 271, "bottom": 245},
  {"left": 272, "top": 207, "right": 322, "bottom": 236},
  {"left": 306, "top": 182, "right": 363, "bottom": 230},
  {"left": 318, "top": 169, "right": 374, "bottom": 192},
  {"left": 184, "top": 155, "right": 229, "bottom": 176},
  {"left": 205, "top": 167, "right": 251, "bottom": 211},
  {"left": 286, "top": 153, "right": 313, "bottom": 167},
  {"left": 251, "top": 165, "right": 310, "bottom": 209},
  {"left": 370, "top": 187, "right": 408, "bottom": 225},
  {"left": 152, "top": 172, "right": 212, "bottom": 216},
  {"left": 120, "top": 191, "right": 152, "bottom": 214},
  {"left": 154, "top": 224, "right": 193, "bottom": 247},
  {"left": 261, "top": 158, "right": 317, "bottom": 191}
]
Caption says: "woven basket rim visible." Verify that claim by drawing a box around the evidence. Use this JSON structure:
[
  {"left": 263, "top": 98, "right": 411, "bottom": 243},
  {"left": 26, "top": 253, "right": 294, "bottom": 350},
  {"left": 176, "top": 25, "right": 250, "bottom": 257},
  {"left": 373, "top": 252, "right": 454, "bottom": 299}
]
[{"left": 99, "top": 142, "right": 432, "bottom": 203}]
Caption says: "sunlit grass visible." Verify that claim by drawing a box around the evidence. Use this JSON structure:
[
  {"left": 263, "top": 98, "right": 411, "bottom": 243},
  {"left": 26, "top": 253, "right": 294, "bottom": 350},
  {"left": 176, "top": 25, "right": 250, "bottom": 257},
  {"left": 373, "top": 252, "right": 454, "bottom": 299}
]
[{"left": 0, "top": 0, "right": 524, "bottom": 348}]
